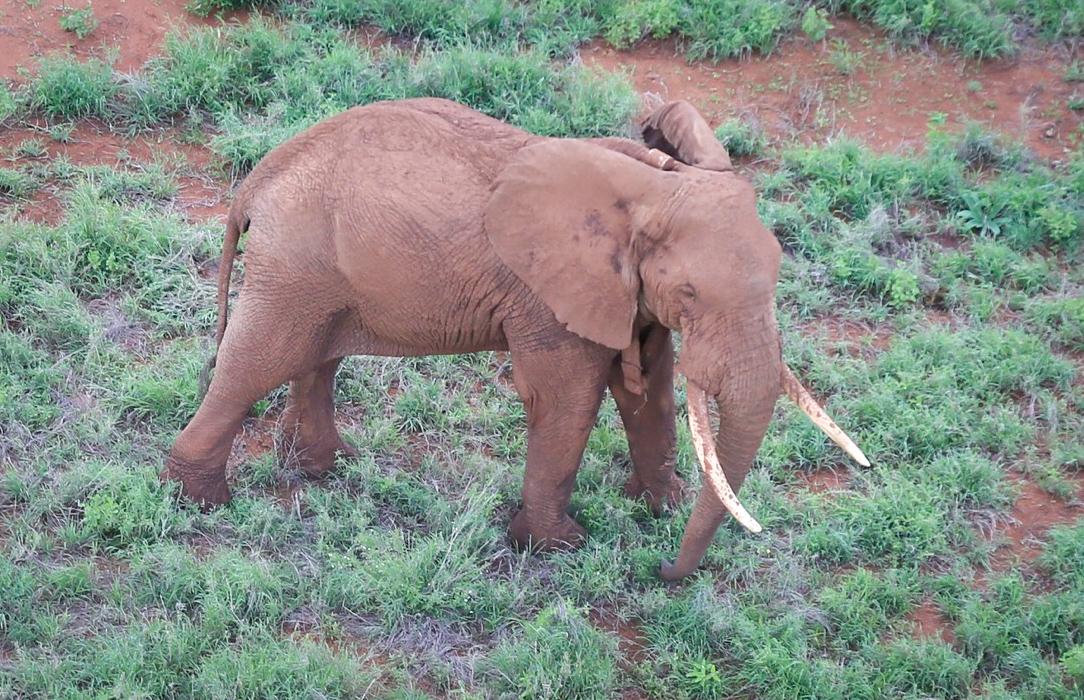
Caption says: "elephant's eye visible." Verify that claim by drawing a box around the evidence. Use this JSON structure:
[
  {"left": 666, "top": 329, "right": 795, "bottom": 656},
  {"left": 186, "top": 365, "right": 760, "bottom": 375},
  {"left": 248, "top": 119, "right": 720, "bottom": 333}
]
[{"left": 676, "top": 283, "right": 697, "bottom": 304}]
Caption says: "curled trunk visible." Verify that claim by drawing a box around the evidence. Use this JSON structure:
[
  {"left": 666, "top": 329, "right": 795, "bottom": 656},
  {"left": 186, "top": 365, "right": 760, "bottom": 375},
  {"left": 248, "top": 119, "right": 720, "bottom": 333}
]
[
  {"left": 660, "top": 388, "right": 777, "bottom": 580},
  {"left": 662, "top": 341, "right": 780, "bottom": 581}
]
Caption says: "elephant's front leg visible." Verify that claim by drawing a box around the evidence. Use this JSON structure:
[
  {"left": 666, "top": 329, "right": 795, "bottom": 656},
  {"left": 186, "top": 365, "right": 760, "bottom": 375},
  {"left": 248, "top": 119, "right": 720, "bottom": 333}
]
[
  {"left": 507, "top": 340, "right": 613, "bottom": 551},
  {"left": 608, "top": 325, "right": 683, "bottom": 514}
]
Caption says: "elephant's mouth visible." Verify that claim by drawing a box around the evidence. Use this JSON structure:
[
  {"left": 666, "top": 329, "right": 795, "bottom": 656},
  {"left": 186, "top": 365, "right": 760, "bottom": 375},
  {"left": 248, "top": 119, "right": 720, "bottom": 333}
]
[{"left": 684, "top": 367, "right": 869, "bottom": 535}]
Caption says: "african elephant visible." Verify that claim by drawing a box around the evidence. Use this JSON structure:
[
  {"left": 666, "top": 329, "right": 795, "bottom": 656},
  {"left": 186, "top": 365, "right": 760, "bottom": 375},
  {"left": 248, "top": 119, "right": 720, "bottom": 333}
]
[{"left": 164, "top": 97, "right": 867, "bottom": 580}]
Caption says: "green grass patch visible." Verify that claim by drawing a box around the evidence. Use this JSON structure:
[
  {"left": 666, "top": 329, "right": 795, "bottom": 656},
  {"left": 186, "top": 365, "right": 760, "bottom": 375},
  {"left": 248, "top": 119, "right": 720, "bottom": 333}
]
[{"left": 5, "top": 7, "right": 1083, "bottom": 698}]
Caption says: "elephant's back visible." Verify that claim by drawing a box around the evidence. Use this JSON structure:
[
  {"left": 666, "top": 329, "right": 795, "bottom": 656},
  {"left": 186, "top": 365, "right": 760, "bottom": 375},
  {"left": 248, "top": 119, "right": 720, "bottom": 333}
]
[{"left": 235, "top": 99, "right": 534, "bottom": 226}]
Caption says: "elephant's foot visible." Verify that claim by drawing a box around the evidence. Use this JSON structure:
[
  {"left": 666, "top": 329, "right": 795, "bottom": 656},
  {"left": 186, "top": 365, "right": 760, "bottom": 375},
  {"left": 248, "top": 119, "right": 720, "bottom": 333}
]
[
  {"left": 624, "top": 472, "right": 686, "bottom": 515},
  {"left": 281, "top": 433, "right": 357, "bottom": 478},
  {"left": 160, "top": 455, "right": 231, "bottom": 510},
  {"left": 508, "top": 509, "right": 587, "bottom": 552}
]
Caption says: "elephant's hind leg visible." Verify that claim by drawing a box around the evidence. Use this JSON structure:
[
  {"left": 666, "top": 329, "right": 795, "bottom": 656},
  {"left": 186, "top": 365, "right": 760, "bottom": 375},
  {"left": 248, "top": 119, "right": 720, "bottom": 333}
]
[
  {"left": 279, "top": 358, "right": 356, "bottom": 477},
  {"left": 163, "top": 297, "right": 327, "bottom": 508}
]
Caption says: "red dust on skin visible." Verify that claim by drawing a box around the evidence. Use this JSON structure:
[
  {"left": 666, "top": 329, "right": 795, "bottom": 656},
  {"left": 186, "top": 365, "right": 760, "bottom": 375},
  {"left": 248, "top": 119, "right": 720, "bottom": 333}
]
[
  {"left": 0, "top": 0, "right": 246, "bottom": 80},
  {"left": 584, "top": 17, "right": 1083, "bottom": 160}
]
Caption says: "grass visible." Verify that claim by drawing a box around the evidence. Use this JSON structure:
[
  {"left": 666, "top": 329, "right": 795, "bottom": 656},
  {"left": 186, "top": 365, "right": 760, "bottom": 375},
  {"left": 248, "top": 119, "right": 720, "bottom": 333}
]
[
  {"left": 1, "top": 4, "right": 1083, "bottom": 699},
  {"left": 172, "top": 0, "right": 1083, "bottom": 63}
]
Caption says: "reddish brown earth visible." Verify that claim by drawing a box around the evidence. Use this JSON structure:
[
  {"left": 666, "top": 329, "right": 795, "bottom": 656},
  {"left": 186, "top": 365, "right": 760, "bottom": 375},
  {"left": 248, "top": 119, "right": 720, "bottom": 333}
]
[
  {"left": 797, "top": 467, "right": 851, "bottom": 494},
  {"left": 590, "top": 609, "right": 650, "bottom": 700},
  {"left": 0, "top": 120, "right": 226, "bottom": 224},
  {"left": 0, "top": 0, "right": 244, "bottom": 80},
  {"left": 800, "top": 316, "right": 894, "bottom": 360},
  {"left": 585, "top": 17, "right": 1083, "bottom": 160},
  {"left": 908, "top": 599, "right": 956, "bottom": 644},
  {"left": 989, "top": 473, "right": 1084, "bottom": 572},
  {"left": 234, "top": 413, "right": 277, "bottom": 462}
]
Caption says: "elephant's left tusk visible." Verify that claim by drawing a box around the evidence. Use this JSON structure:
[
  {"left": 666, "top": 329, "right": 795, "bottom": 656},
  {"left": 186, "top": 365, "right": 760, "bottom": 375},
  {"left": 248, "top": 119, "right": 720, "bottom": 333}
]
[
  {"left": 647, "top": 148, "right": 678, "bottom": 171},
  {"left": 781, "top": 365, "right": 870, "bottom": 467},
  {"left": 687, "top": 383, "right": 762, "bottom": 534}
]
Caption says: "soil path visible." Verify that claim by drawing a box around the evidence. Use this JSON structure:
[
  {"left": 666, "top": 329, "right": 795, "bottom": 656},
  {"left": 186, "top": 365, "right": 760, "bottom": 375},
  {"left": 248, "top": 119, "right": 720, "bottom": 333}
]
[
  {"left": 585, "top": 17, "right": 1083, "bottom": 160},
  {"left": 0, "top": 0, "right": 243, "bottom": 80}
]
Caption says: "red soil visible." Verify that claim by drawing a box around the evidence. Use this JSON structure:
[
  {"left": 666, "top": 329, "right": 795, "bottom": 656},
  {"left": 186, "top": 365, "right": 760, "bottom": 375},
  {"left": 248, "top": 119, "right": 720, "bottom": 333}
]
[
  {"left": 908, "top": 598, "right": 956, "bottom": 644},
  {"left": 589, "top": 609, "right": 650, "bottom": 700},
  {"left": 799, "top": 316, "right": 894, "bottom": 359},
  {"left": 584, "top": 17, "right": 1083, "bottom": 160},
  {"left": 989, "top": 473, "right": 1084, "bottom": 572},
  {"left": 590, "top": 608, "right": 649, "bottom": 667},
  {"left": 0, "top": 0, "right": 244, "bottom": 81},
  {"left": 233, "top": 413, "right": 277, "bottom": 464},
  {"left": 797, "top": 467, "right": 851, "bottom": 494},
  {"left": 0, "top": 120, "right": 226, "bottom": 225}
]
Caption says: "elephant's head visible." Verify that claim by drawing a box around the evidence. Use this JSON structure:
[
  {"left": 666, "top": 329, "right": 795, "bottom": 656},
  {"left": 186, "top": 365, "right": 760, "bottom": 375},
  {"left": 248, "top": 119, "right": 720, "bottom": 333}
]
[{"left": 485, "top": 102, "right": 867, "bottom": 580}]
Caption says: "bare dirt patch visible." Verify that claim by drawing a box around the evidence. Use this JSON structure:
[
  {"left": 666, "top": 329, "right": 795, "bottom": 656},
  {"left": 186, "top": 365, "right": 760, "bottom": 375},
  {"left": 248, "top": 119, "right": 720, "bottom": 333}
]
[
  {"left": 584, "top": 17, "right": 1083, "bottom": 160},
  {"left": 796, "top": 467, "right": 852, "bottom": 494},
  {"left": 988, "top": 473, "right": 1083, "bottom": 572},
  {"left": 1, "top": 120, "right": 227, "bottom": 225},
  {"left": 908, "top": 598, "right": 956, "bottom": 644},
  {"left": 589, "top": 608, "right": 650, "bottom": 700},
  {"left": 800, "top": 316, "right": 894, "bottom": 359},
  {"left": 0, "top": 0, "right": 244, "bottom": 80},
  {"left": 234, "top": 413, "right": 278, "bottom": 464},
  {"left": 590, "top": 607, "right": 649, "bottom": 667}
]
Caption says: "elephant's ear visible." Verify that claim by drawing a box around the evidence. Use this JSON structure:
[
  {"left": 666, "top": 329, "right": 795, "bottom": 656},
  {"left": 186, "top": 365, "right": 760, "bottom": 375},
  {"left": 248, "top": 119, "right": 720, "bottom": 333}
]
[
  {"left": 641, "top": 100, "right": 732, "bottom": 172},
  {"left": 485, "top": 140, "right": 644, "bottom": 350}
]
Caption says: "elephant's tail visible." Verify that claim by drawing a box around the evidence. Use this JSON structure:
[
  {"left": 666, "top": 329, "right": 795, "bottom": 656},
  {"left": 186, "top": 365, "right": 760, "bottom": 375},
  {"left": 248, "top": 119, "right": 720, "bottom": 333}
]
[{"left": 198, "top": 207, "right": 250, "bottom": 398}]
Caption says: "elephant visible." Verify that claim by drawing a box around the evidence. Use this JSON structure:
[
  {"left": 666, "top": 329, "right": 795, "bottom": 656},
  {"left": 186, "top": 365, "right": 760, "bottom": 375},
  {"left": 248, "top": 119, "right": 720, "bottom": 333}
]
[{"left": 163, "top": 97, "right": 868, "bottom": 580}]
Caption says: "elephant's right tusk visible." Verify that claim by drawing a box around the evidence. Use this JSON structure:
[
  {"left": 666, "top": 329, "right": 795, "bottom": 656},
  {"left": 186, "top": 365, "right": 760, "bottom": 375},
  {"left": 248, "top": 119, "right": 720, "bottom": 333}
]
[
  {"left": 781, "top": 365, "right": 870, "bottom": 467},
  {"left": 687, "top": 382, "right": 762, "bottom": 534}
]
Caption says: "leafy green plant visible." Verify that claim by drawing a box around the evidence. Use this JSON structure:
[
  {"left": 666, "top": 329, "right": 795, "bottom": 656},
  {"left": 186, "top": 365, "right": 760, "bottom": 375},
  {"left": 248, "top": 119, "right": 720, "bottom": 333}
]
[
  {"left": 682, "top": 657, "right": 725, "bottom": 698},
  {"left": 714, "top": 116, "right": 766, "bottom": 158},
  {"left": 484, "top": 602, "right": 619, "bottom": 698},
  {"left": 0, "top": 84, "right": 17, "bottom": 123},
  {"left": 955, "top": 190, "right": 1012, "bottom": 236},
  {"left": 682, "top": 0, "right": 796, "bottom": 61},
  {"left": 59, "top": 3, "right": 99, "bottom": 39},
  {"left": 801, "top": 6, "right": 832, "bottom": 41},
  {"left": 1066, "top": 60, "right": 1084, "bottom": 83},
  {"left": 828, "top": 38, "right": 862, "bottom": 75},
  {"left": 833, "top": 0, "right": 1015, "bottom": 58},
  {"left": 79, "top": 464, "right": 188, "bottom": 550},
  {"left": 0, "top": 168, "right": 38, "bottom": 197},
  {"left": 1062, "top": 645, "right": 1084, "bottom": 685},
  {"left": 603, "top": 0, "right": 680, "bottom": 47}
]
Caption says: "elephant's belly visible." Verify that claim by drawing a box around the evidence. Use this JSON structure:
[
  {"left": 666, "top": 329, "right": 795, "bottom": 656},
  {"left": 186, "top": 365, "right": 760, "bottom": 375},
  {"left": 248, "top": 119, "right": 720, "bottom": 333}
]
[{"left": 323, "top": 298, "right": 512, "bottom": 361}]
